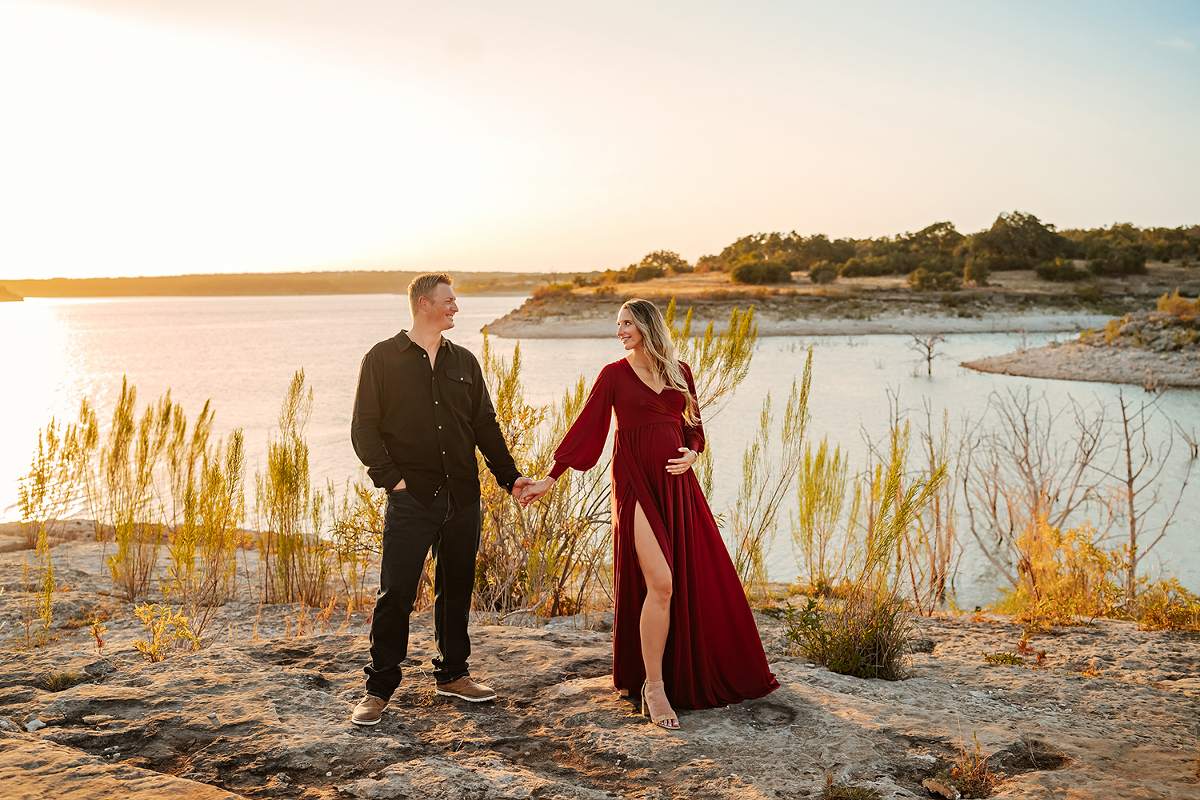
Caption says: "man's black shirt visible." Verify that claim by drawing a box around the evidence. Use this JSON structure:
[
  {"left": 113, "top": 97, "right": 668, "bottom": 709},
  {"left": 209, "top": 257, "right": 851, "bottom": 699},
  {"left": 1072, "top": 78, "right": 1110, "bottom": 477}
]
[{"left": 351, "top": 331, "right": 521, "bottom": 507}]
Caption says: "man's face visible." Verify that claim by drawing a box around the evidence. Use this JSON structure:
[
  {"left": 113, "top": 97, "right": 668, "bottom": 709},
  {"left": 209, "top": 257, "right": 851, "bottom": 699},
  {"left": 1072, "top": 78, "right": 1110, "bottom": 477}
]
[{"left": 420, "top": 283, "right": 459, "bottom": 331}]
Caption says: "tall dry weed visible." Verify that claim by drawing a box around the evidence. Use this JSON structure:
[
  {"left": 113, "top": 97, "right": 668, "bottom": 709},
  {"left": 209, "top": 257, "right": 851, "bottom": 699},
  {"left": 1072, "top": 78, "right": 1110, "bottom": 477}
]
[{"left": 256, "top": 370, "right": 331, "bottom": 606}]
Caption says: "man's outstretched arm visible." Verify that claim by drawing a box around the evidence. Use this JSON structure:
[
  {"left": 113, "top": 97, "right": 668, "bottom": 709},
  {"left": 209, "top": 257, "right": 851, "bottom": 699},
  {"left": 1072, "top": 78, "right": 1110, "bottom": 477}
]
[{"left": 468, "top": 361, "right": 524, "bottom": 495}]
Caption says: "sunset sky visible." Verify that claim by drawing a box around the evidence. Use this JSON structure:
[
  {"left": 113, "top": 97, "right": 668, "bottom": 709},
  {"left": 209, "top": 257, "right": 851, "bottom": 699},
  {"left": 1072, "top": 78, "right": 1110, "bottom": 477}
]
[{"left": 1, "top": 0, "right": 1198, "bottom": 280}]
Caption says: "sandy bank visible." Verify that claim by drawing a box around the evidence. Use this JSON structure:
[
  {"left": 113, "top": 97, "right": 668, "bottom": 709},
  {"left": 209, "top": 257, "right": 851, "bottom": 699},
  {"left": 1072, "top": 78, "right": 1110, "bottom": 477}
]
[{"left": 3, "top": 534, "right": 1199, "bottom": 799}]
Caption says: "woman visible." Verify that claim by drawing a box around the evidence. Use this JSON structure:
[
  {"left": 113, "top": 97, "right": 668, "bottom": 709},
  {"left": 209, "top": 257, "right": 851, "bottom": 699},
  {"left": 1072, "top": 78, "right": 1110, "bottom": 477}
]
[{"left": 520, "top": 299, "right": 777, "bottom": 730}]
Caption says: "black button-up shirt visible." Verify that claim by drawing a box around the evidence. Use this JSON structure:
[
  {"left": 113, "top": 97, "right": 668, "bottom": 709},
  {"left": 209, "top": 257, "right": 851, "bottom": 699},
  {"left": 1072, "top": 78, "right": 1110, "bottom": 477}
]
[{"left": 351, "top": 331, "right": 522, "bottom": 507}]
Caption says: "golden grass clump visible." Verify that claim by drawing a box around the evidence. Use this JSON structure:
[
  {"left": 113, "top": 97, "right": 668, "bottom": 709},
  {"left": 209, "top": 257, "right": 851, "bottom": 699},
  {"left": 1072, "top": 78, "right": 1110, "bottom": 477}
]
[
  {"left": 934, "top": 733, "right": 1000, "bottom": 798},
  {"left": 1157, "top": 288, "right": 1199, "bottom": 319},
  {"left": 133, "top": 603, "right": 200, "bottom": 662}
]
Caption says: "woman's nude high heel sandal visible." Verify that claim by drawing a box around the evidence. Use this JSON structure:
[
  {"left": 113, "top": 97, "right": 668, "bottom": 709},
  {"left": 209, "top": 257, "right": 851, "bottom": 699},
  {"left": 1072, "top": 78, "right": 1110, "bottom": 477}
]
[{"left": 640, "top": 680, "right": 680, "bottom": 730}]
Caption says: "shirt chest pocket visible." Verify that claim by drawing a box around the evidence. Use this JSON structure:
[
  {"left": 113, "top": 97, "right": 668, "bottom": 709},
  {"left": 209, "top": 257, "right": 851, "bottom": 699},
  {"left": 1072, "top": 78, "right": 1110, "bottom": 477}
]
[{"left": 443, "top": 368, "right": 474, "bottom": 399}]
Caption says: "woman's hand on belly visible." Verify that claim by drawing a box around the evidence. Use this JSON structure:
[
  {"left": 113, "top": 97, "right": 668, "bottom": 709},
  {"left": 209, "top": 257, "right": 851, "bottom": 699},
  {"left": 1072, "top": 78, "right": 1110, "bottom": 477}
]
[{"left": 666, "top": 447, "right": 698, "bottom": 475}]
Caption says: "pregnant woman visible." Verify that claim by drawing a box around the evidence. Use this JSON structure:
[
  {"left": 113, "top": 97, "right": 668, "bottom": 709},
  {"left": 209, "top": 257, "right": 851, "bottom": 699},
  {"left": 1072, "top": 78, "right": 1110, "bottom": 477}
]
[{"left": 520, "top": 299, "right": 778, "bottom": 729}]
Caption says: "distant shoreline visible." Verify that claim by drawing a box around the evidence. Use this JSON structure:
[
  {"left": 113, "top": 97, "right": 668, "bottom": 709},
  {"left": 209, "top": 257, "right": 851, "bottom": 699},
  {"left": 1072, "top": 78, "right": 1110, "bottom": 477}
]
[{"left": 0, "top": 270, "right": 559, "bottom": 300}]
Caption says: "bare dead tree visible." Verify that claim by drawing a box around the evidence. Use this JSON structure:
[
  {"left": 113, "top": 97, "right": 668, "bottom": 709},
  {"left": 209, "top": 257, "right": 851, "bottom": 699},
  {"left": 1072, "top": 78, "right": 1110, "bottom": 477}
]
[
  {"left": 907, "top": 332, "right": 946, "bottom": 377},
  {"left": 1175, "top": 420, "right": 1199, "bottom": 460},
  {"left": 958, "top": 387, "right": 1110, "bottom": 587},
  {"left": 1091, "top": 391, "right": 1193, "bottom": 603},
  {"left": 904, "top": 399, "right": 961, "bottom": 613}
]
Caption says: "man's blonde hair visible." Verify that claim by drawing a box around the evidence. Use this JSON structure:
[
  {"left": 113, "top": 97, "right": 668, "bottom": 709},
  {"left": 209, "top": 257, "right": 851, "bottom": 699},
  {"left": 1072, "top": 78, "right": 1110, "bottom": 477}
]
[{"left": 408, "top": 272, "right": 454, "bottom": 315}]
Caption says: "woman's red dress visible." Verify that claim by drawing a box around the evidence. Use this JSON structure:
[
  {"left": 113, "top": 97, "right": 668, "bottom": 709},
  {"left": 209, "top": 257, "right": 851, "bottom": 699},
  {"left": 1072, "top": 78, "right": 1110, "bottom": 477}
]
[{"left": 549, "top": 358, "right": 778, "bottom": 710}]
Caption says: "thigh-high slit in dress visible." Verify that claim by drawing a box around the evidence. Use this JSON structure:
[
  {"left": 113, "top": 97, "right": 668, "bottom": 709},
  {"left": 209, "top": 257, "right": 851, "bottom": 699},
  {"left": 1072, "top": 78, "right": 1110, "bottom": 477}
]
[{"left": 548, "top": 358, "right": 778, "bottom": 710}]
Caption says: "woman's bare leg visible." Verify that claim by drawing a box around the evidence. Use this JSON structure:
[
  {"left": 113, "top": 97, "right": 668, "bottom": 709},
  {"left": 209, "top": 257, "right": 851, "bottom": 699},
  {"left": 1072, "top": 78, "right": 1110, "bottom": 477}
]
[{"left": 632, "top": 501, "right": 676, "bottom": 725}]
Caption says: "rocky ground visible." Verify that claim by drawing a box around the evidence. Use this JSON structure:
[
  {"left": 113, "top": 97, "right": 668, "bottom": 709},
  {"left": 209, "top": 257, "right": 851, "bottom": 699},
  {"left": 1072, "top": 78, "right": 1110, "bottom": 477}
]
[
  {"left": 2, "top": 535, "right": 1199, "bottom": 799},
  {"left": 964, "top": 309, "right": 1200, "bottom": 389}
]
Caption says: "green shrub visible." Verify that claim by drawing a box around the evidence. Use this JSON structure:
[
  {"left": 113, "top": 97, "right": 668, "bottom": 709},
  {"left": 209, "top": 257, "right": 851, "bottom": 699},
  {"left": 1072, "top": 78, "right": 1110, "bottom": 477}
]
[
  {"left": 630, "top": 265, "right": 665, "bottom": 282},
  {"left": 983, "top": 651, "right": 1024, "bottom": 665},
  {"left": 1088, "top": 245, "right": 1147, "bottom": 276},
  {"left": 638, "top": 250, "right": 692, "bottom": 274},
  {"left": 732, "top": 260, "right": 794, "bottom": 285},
  {"left": 1035, "top": 258, "right": 1087, "bottom": 282},
  {"left": 837, "top": 258, "right": 890, "bottom": 278},
  {"left": 808, "top": 263, "right": 838, "bottom": 284},
  {"left": 1076, "top": 283, "right": 1103, "bottom": 303},
  {"left": 906, "top": 268, "right": 961, "bottom": 292},
  {"left": 785, "top": 593, "right": 912, "bottom": 680},
  {"left": 963, "top": 256, "right": 990, "bottom": 286},
  {"left": 695, "top": 254, "right": 727, "bottom": 273}
]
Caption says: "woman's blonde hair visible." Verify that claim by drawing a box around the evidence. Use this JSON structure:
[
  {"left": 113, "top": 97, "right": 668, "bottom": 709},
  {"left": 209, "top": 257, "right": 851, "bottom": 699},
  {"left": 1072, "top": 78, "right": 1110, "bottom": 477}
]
[{"left": 621, "top": 298, "right": 699, "bottom": 426}]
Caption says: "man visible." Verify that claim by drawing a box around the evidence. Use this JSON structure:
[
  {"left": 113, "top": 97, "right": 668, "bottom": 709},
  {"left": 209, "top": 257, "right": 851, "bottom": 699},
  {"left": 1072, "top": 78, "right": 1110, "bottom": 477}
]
[{"left": 349, "top": 272, "right": 531, "bottom": 726}]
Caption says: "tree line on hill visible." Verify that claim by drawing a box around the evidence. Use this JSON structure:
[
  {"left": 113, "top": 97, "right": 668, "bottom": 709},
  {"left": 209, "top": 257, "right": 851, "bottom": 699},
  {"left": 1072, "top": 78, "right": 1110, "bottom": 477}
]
[{"left": 577, "top": 213, "right": 1200, "bottom": 288}]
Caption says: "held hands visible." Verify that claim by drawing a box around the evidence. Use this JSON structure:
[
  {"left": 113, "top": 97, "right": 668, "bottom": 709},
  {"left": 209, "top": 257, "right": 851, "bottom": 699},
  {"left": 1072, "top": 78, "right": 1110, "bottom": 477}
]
[
  {"left": 666, "top": 447, "right": 697, "bottom": 475},
  {"left": 516, "top": 476, "right": 555, "bottom": 509},
  {"left": 511, "top": 476, "right": 534, "bottom": 501}
]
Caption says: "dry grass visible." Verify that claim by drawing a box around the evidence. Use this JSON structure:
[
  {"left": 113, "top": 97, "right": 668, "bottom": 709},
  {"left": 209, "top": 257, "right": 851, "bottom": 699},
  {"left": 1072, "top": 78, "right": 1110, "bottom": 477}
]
[
  {"left": 935, "top": 733, "right": 1001, "bottom": 798},
  {"left": 38, "top": 670, "right": 81, "bottom": 692},
  {"left": 820, "top": 775, "right": 881, "bottom": 799}
]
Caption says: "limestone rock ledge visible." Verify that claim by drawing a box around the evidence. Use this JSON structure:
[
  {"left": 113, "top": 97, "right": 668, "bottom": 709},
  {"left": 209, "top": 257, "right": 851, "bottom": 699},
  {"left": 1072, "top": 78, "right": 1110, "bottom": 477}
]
[{"left": 3, "top": 616, "right": 1199, "bottom": 800}]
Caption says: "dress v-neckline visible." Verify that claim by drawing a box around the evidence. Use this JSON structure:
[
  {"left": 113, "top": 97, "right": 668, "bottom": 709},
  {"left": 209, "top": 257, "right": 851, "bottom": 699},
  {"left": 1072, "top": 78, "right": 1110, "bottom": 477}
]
[{"left": 624, "top": 357, "right": 667, "bottom": 395}]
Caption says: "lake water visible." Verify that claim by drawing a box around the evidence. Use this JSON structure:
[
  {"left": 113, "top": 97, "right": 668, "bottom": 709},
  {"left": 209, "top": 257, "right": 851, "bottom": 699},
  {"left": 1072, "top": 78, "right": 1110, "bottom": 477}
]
[{"left": 2, "top": 293, "right": 1195, "bottom": 607}]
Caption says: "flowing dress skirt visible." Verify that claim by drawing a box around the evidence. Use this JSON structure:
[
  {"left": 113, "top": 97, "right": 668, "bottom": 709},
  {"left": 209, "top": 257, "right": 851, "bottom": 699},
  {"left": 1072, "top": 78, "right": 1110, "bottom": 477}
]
[{"left": 550, "top": 358, "right": 778, "bottom": 710}]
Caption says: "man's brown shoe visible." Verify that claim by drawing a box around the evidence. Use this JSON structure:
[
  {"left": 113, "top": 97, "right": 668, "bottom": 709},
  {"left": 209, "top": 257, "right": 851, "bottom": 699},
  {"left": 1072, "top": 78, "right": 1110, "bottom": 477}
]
[
  {"left": 435, "top": 676, "right": 497, "bottom": 702},
  {"left": 351, "top": 694, "right": 387, "bottom": 725}
]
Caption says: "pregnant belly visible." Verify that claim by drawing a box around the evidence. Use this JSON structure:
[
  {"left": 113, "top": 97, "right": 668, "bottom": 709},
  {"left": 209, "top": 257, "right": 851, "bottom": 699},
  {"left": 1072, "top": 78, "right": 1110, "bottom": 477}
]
[{"left": 617, "top": 422, "right": 685, "bottom": 470}]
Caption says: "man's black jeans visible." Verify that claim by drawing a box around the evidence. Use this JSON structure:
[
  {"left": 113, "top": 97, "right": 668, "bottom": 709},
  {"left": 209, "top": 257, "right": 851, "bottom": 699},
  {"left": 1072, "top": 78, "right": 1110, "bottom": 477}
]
[{"left": 364, "top": 487, "right": 481, "bottom": 700}]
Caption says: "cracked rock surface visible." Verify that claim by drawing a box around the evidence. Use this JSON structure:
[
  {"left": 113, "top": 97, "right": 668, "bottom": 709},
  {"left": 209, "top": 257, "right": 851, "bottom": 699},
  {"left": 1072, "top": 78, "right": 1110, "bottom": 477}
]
[{"left": 2, "top": 542, "right": 1199, "bottom": 798}]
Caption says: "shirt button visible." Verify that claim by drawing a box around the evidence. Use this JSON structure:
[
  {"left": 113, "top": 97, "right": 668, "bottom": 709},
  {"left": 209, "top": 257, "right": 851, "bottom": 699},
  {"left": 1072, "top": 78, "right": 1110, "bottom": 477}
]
[{"left": 438, "top": 425, "right": 442, "bottom": 429}]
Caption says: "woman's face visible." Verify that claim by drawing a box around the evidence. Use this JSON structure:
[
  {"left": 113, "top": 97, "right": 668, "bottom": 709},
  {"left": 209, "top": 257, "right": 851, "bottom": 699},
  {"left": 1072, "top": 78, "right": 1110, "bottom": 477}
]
[{"left": 616, "top": 308, "right": 642, "bottom": 351}]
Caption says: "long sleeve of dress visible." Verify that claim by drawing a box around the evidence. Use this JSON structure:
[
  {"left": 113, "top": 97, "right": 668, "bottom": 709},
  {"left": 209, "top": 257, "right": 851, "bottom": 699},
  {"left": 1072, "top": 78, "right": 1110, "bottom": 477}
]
[
  {"left": 549, "top": 365, "right": 615, "bottom": 480},
  {"left": 680, "top": 361, "right": 706, "bottom": 455}
]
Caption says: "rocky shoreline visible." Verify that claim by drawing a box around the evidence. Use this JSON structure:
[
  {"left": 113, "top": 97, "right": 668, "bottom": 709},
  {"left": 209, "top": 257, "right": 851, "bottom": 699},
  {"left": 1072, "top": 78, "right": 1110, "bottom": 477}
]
[
  {"left": 483, "top": 292, "right": 1124, "bottom": 340},
  {"left": 964, "top": 309, "right": 1200, "bottom": 389},
  {"left": 3, "top": 533, "right": 1199, "bottom": 799}
]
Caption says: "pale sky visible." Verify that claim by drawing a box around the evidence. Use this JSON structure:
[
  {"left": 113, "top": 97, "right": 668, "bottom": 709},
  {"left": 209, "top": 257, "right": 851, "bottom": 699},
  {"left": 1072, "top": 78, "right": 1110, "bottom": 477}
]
[{"left": 1, "top": 0, "right": 1198, "bottom": 280}]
